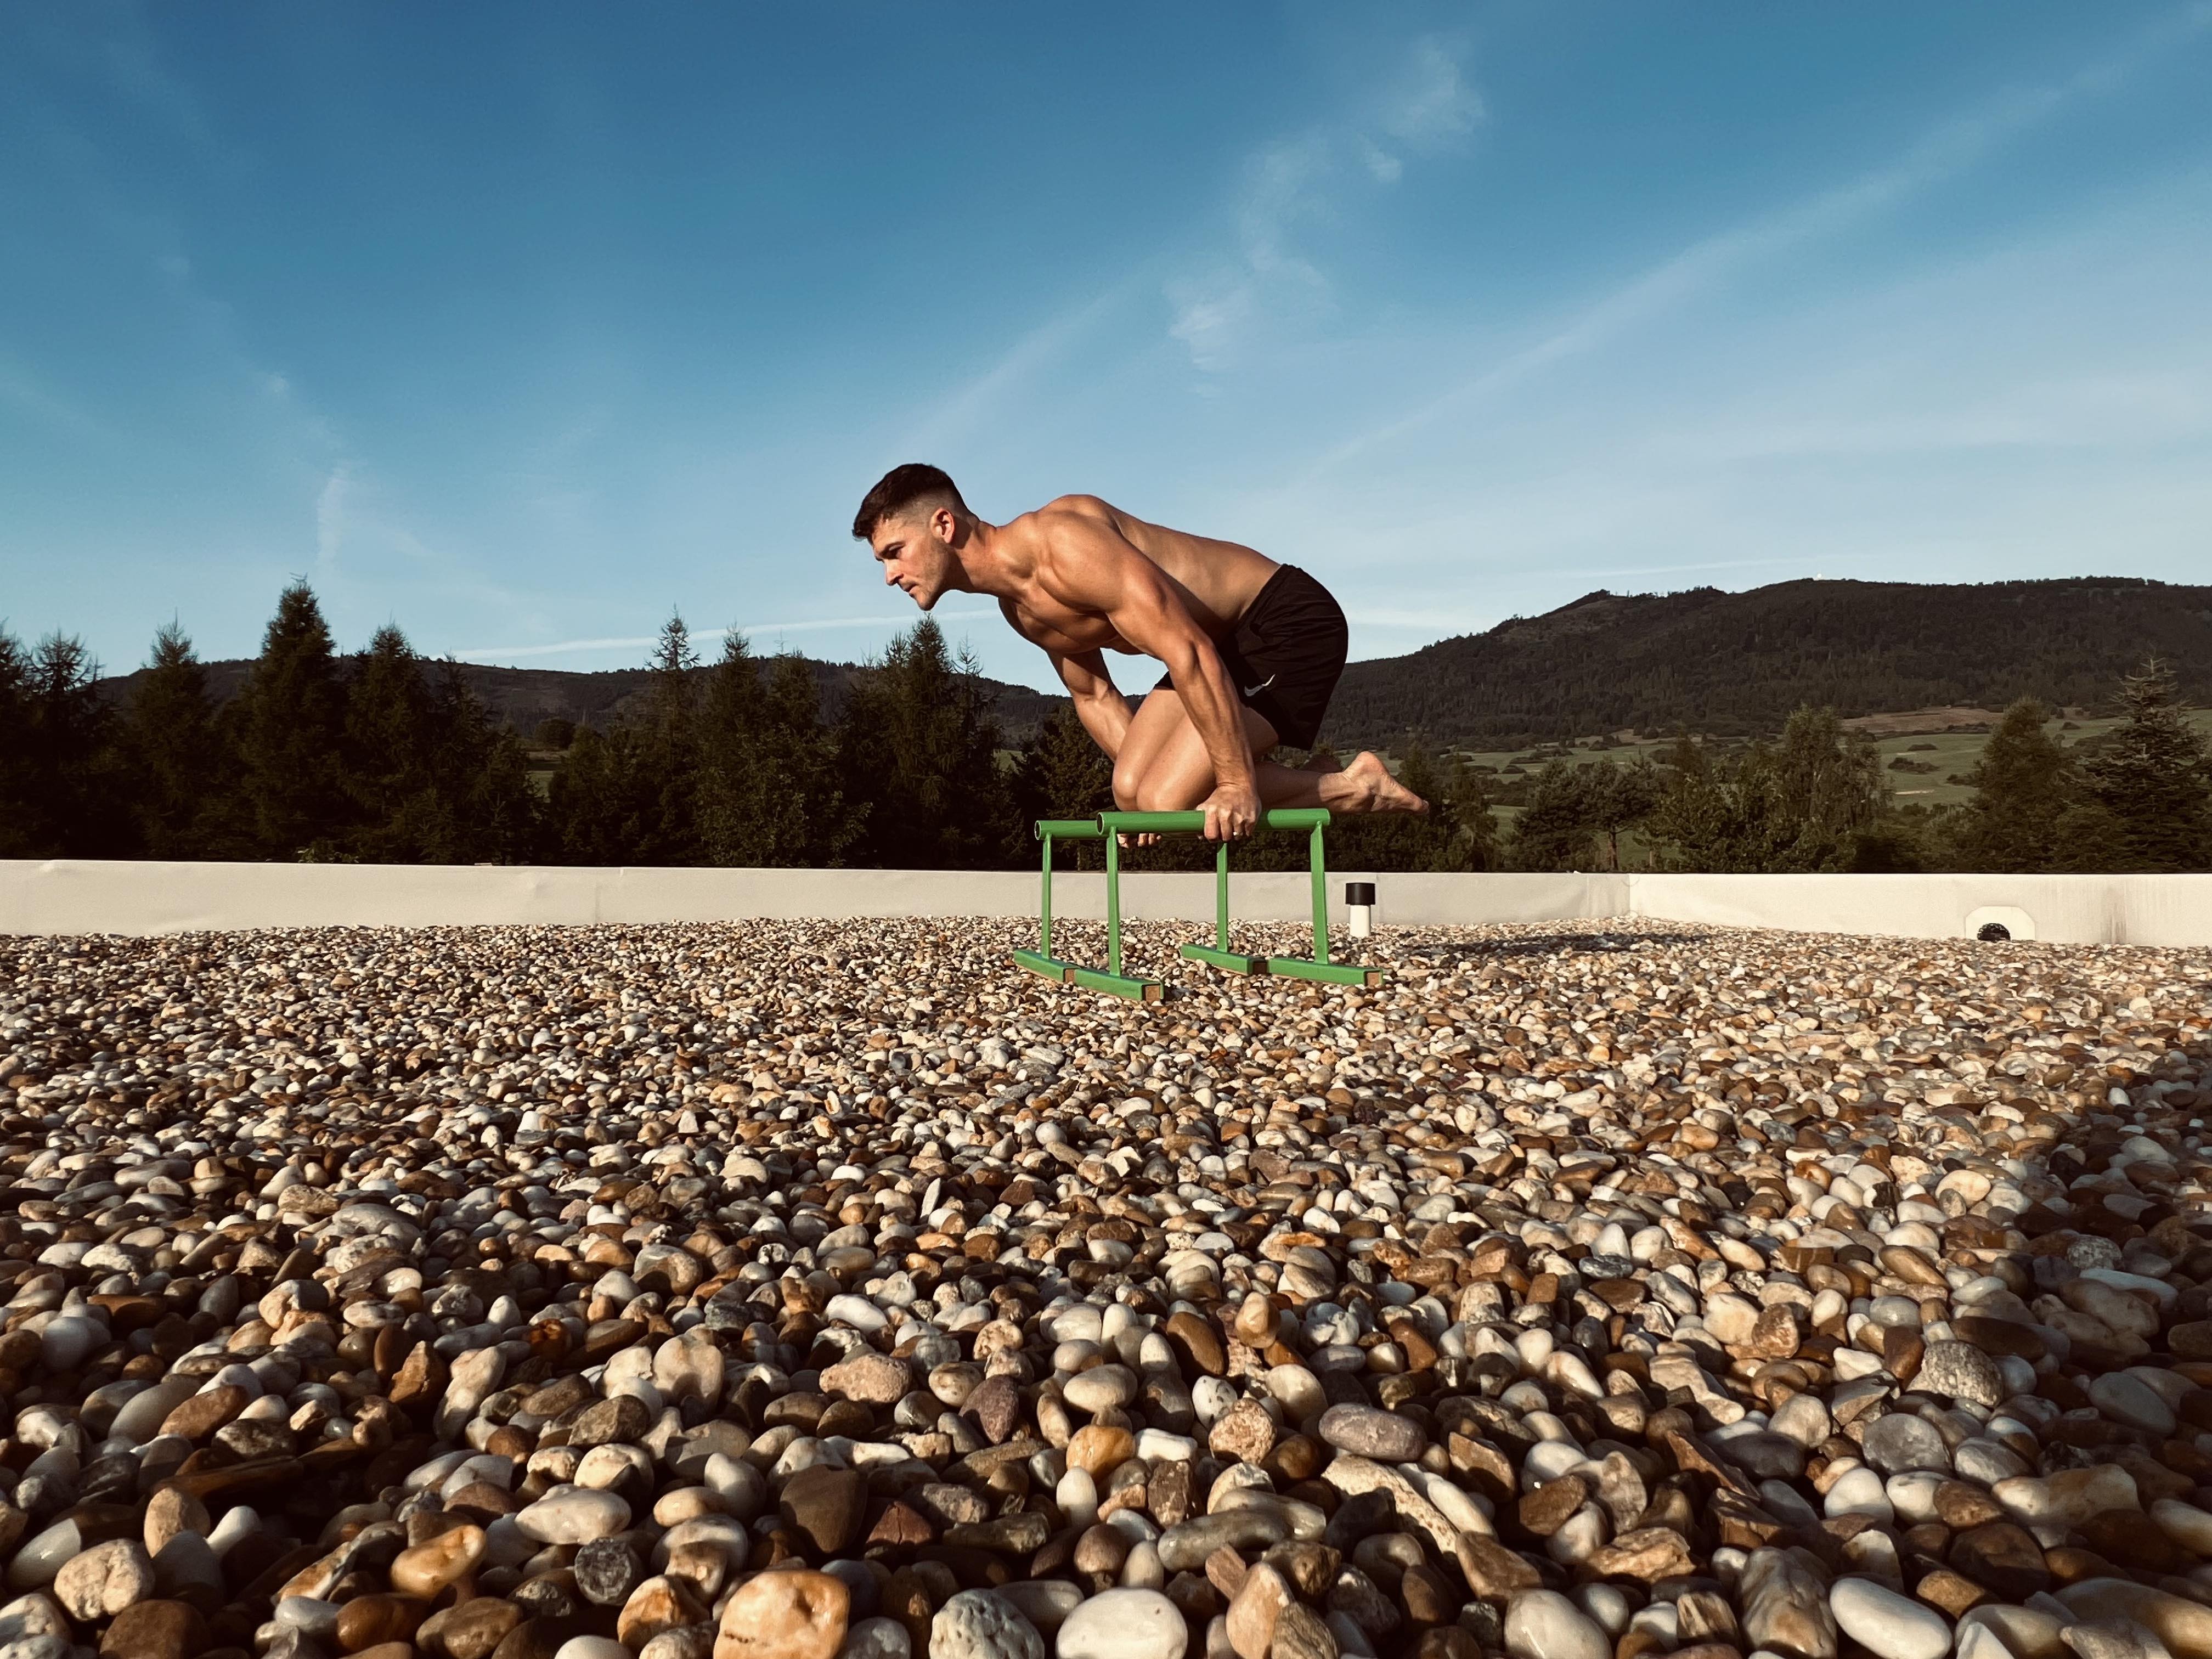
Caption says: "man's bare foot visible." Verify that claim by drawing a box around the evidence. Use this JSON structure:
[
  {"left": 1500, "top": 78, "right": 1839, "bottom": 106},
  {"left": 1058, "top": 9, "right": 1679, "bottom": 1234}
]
[{"left": 1327, "top": 751, "right": 1428, "bottom": 815}]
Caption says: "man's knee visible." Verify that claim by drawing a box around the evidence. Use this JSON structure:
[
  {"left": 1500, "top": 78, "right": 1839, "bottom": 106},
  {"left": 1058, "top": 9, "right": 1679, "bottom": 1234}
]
[
  {"left": 1132, "top": 776, "right": 1193, "bottom": 812},
  {"left": 1111, "top": 761, "right": 1145, "bottom": 812}
]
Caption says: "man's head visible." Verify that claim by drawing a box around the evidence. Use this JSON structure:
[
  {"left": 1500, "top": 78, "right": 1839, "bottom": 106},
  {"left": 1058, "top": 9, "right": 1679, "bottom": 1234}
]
[{"left": 853, "top": 462, "right": 969, "bottom": 611}]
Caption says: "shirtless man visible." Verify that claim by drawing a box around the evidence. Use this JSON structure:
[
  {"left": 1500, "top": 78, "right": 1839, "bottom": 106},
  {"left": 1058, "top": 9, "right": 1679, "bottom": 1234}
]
[{"left": 852, "top": 463, "right": 1425, "bottom": 842}]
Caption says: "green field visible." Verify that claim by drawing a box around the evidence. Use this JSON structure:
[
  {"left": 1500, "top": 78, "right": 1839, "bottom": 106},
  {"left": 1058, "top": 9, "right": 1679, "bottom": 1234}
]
[{"left": 1440, "top": 708, "right": 2212, "bottom": 811}]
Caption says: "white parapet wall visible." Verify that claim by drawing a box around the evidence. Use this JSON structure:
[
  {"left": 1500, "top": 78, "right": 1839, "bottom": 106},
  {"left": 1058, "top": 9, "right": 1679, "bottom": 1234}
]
[
  {"left": 1621, "top": 872, "right": 2212, "bottom": 948},
  {"left": 0, "top": 859, "right": 2204, "bottom": 946},
  {"left": 0, "top": 859, "right": 1617, "bottom": 936}
]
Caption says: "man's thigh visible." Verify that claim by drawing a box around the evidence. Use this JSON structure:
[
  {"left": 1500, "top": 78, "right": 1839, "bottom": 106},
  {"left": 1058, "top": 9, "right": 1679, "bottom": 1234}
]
[
  {"left": 1119, "top": 688, "right": 1280, "bottom": 792},
  {"left": 1117, "top": 686, "right": 1192, "bottom": 777}
]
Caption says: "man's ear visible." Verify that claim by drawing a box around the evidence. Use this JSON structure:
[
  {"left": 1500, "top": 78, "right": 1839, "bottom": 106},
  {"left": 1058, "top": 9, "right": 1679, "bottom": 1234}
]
[{"left": 930, "top": 504, "right": 962, "bottom": 546}]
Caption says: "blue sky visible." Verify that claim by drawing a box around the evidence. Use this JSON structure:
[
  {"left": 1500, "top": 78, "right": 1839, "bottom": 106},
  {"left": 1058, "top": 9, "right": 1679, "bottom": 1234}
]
[{"left": 5, "top": 3, "right": 2210, "bottom": 694}]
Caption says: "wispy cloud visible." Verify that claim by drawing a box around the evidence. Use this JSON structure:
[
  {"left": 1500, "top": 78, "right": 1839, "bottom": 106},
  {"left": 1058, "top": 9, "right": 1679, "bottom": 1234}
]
[
  {"left": 1168, "top": 36, "right": 1484, "bottom": 373},
  {"left": 899, "top": 277, "right": 1144, "bottom": 458},
  {"left": 1169, "top": 134, "right": 1335, "bottom": 372},
  {"left": 1378, "top": 37, "right": 1484, "bottom": 152},
  {"left": 315, "top": 464, "right": 352, "bottom": 574},
  {"left": 455, "top": 606, "right": 1000, "bottom": 663},
  {"left": 1327, "top": 3, "right": 2212, "bottom": 466}
]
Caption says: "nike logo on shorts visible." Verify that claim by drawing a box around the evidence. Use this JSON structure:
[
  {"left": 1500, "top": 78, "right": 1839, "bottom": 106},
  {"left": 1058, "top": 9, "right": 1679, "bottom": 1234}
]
[{"left": 1242, "top": 674, "right": 1276, "bottom": 698}]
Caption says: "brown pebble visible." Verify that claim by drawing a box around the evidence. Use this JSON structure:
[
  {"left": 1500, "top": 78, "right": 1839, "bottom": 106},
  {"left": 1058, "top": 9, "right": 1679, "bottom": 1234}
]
[
  {"left": 99, "top": 1600, "right": 210, "bottom": 1659},
  {"left": 419, "top": 1600, "right": 522, "bottom": 1659},
  {"left": 336, "top": 1594, "right": 431, "bottom": 1652}
]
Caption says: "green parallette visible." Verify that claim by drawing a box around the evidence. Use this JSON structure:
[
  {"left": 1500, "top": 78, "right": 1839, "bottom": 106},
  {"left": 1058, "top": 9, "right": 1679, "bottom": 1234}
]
[{"left": 1012, "top": 804, "right": 1379, "bottom": 996}]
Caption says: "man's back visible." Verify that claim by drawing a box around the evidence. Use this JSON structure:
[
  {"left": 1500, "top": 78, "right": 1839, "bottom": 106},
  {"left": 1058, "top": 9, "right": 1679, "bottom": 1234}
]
[{"left": 1023, "top": 494, "right": 1279, "bottom": 639}]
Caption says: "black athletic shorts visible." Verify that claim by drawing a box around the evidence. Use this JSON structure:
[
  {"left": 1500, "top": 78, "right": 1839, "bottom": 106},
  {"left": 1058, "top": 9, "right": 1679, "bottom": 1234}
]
[{"left": 1153, "top": 563, "right": 1347, "bottom": 752}]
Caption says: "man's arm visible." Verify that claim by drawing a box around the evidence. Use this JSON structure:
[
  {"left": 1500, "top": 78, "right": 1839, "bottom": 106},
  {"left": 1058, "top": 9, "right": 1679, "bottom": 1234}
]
[
  {"left": 1051, "top": 649, "right": 1133, "bottom": 761},
  {"left": 1035, "top": 513, "right": 1261, "bottom": 839}
]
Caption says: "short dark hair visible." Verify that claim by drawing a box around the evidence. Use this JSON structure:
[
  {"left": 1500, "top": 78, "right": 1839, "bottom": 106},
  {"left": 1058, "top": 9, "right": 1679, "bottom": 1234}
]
[{"left": 853, "top": 462, "right": 967, "bottom": 540}]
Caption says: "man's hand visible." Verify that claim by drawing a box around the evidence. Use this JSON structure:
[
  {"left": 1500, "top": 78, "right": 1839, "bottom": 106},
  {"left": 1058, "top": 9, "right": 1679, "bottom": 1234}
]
[{"left": 1200, "top": 778, "right": 1263, "bottom": 842}]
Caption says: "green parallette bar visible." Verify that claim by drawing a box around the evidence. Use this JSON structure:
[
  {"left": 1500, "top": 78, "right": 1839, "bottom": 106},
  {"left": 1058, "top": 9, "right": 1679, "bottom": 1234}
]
[
  {"left": 1267, "top": 956, "right": 1384, "bottom": 987},
  {"left": 1070, "top": 966, "right": 1161, "bottom": 1001},
  {"left": 1013, "top": 950, "right": 1073, "bottom": 982},
  {"left": 1097, "top": 808, "right": 1331, "bottom": 834},
  {"left": 1034, "top": 819, "right": 1104, "bottom": 840},
  {"left": 1182, "top": 944, "right": 1265, "bottom": 974}
]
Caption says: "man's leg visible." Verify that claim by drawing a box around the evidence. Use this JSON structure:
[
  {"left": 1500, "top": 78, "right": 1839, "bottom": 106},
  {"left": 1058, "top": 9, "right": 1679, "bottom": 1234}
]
[{"left": 1112, "top": 689, "right": 1424, "bottom": 816}]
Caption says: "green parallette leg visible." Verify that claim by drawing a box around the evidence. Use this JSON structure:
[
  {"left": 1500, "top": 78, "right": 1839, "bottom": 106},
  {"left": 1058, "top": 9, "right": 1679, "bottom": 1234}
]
[
  {"left": 1180, "top": 833, "right": 1263, "bottom": 974},
  {"left": 1261, "top": 817, "right": 1380, "bottom": 984},
  {"left": 1087, "top": 824, "right": 1163, "bottom": 998},
  {"left": 1014, "top": 820, "right": 1109, "bottom": 985}
]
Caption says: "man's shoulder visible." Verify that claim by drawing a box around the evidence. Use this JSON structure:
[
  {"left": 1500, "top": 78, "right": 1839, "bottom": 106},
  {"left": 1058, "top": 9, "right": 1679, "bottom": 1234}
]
[
  {"left": 1008, "top": 496, "right": 1125, "bottom": 569},
  {"left": 1028, "top": 493, "right": 1120, "bottom": 528}
]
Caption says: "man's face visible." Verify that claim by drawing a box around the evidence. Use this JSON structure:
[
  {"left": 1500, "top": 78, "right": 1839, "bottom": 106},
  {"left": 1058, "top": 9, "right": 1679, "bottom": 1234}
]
[{"left": 870, "top": 505, "right": 956, "bottom": 611}]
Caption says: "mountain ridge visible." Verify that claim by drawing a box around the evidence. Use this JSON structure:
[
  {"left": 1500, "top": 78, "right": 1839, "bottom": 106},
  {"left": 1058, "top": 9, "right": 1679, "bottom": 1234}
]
[{"left": 1323, "top": 575, "right": 2212, "bottom": 750}]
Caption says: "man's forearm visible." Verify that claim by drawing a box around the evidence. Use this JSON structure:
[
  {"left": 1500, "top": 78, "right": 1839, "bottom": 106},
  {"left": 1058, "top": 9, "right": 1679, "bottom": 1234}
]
[
  {"left": 1073, "top": 690, "right": 1133, "bottom": 760},
  {"left": 1170, "top": 640, "right": 1256, "bottom": 789}
]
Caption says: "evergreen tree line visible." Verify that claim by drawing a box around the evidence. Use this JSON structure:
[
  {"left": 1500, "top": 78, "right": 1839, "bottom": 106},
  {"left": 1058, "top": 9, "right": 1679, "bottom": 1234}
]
[
  {"left": 4, "top": 585, "right": 2206, "bottom": 873},
  {"left": 0, "top": 585, "right": 535, "bottom": 863}
]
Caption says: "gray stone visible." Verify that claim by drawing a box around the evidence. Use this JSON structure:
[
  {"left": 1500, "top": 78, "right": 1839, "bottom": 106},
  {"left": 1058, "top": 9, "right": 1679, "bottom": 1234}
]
[
  {"left": 1860, "top": 1413, "right": 1950, "bottom": 1477},
  {"left": 1914, "top": 1342, "right": 2007, "bottom": 1409},
  {"left": 932, "top": 1591, "right": 1046, "bottom": 1659}
]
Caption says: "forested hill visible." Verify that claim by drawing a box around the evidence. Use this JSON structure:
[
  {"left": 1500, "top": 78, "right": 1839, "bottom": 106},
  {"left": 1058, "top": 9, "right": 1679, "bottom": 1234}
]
[
  {"left": 96, "top": 653, "right": 1070, "bottom": 746},
  {"left": 1320, "top": 577, "right": 2212, "bottom": 751},
  {"left": 95, "top": 575, "right": 2212, "bottom": 754}
]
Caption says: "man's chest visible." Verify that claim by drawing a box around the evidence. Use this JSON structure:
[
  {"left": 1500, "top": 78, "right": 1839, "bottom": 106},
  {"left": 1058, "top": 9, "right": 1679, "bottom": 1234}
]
[{"left": 999, "top": 596, "right": 1139, "bottom": 656}]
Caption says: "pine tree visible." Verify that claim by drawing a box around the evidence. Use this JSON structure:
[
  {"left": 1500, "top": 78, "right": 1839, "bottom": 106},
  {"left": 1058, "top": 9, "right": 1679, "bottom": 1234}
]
[
  {"left": 698, "top": 630, "right": 770, "bottom": 865},
  {"left": 240, "top": 582, "right": 349, "bottom": 857},
  {"left": 1442, "top": 754, "right": 1502, "bottom": 871},
  {"left": 0, "top": 628, "right": 129, "bottom": 856},
  {"left": 125, "top": 622, "right": 242, "bottom": 858},
  {"left": 1954, "top": 697, "right": 2075, "bottom": 871},
  {"left": 766, "top": 654, "right": 860, "bottom": 864},
  {"left": 470, "top": 725, "right": 544, "bottom": 862},
  {"left": 635, "top": 612, "right": 703, "bottom": 863},
  {"left": 1651, "top": 733, "right": 1751, "bottom": 871},
  {"left": 549, "top": 725, "right": 648, "bottom": 864},
  {"left": 344, "top": 623, "right": 437, "bottom": 858},
  {"left": 2052, "top": 800, "right": 2131, "bottom": 874},
  {"left": 838, "top": 618, "right": 1014, "bottom": 867},
  {"left": 9, "top": 633, "right": 132, "bottom": 857},
  {"left": 0, "top": 629, "right": 32, "bottom": 857},
  {"left": 1751, "top": 706, "right": 1887, "bottom": 871},
  {"left": 1018, "top": 706, "right": 1114, "bottom": 821},
  {"left": 1649, "top": 715, "right": 1889, "bottom": 872},
  {"left": 1012, "top": 706, "right": 1115, "bottom": 870},
  {"left": 1508, "top": 760, "right": 1602, "bottom": 871},
  {"left": 411, "top": 661, "right": 539, "bottom": 863},
  {"left": 1587, "top": 756, "right": 1665, "bottom": 870},
  {"left": 2081, "top": 656, "right": 2212, "bottom": 871}
]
